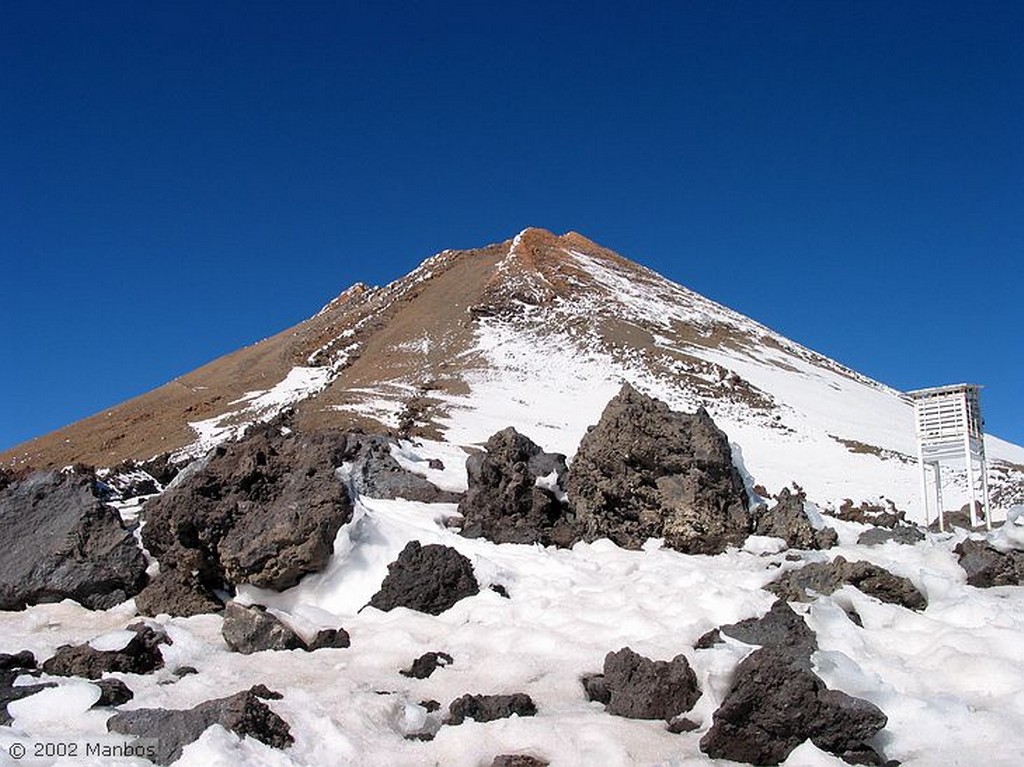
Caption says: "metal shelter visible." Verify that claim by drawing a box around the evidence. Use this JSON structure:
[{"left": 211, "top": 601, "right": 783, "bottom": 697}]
[{"left": 908, "top": 384, "right": 990, "bottom": 531}]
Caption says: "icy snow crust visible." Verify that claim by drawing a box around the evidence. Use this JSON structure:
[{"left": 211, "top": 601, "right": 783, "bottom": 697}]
[{"left": 4, "top": 493, "right": 1024, "bottom": 765}]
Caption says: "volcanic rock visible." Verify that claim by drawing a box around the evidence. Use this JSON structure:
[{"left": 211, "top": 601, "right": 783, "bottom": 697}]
[
  {"left": 752, "top": 488, "right": 837, "bottom": 550},
  {"left": 857, "top": 525, "right": 926, "bottom": 546},
  {"left": 600, "top": 647, "right": 700, "bottom": 720},
  {"left": 835, "top": 499, "right": 906, "bottom": 529},
  {"left": 221, "top": 602, "right": 350, "bottom": 653},
  {"left": 700, "top": 647, "right": 888, "bottom": 765},
  {"left": 767, "top": 556, "right": 926, "bottom": 610},
  {"left": 42, "top": 622, "right": 170, "bottom": 679},
  {"left": 458, "top": 427, "right": 574, "bottom": 546},
  {"left": 400, "top": 651, "right": 453, "bottom": 679},
  {"left": 490, "top": 756, "right": 549, "bottom": 767},
  {"left": 369, "top": 541, "right": 479, "bottom": 615},
  {"left": 0, "top": 470, "right": 148, "bottom": 611},
  {"left": 567, "top": 384, "right": 750, "bottom": 554},
  {"left": 697, "top": 599, "right": 817, "bottom": 655},
  {"left": 339, "top": 432, "right": 461, "bottom": 502},
  {"left": 141, "top": 425, "right": 353, "bottom": 597},
  {"left": 93, "top": 677, "right": 134, "bottom": 707},
  {"left": 447, "top": 693, "right": 537, "bottom": 725},
  {"left": 956, "top": 538, "right": 1024, "bottom": 587},
  {"left": 0, "top": 651, "right": 36, "bottom": 671},
  {"left": 106, "top": 684, "right": 293, "bottom": 765},
  {"left": 135, "top": 567, "right": 224, "bottom": 618}
]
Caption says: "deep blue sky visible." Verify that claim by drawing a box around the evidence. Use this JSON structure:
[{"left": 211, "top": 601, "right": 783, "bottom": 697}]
[{"left": 2, "top": 1, "right": 1022, "bottom": 451}]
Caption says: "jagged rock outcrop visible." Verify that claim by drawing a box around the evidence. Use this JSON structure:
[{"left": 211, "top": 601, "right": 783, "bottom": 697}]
[
  {"left": 752, "top": 488, "right": 837, "bottom": 550},
  {"left": 767, "top": 556, "right": 926, "bottom": 610},
  {"left": 458, "top": 427, "right": 574, "bottom": 546},
  {"left": 447, "top": 693, "right": 537, "bottom": 725},
  {"left": 699, "top": 600, "right": 889, "bottom": 765},
  {"left": 586, "top": 647, "right": 700, "bottom": 721},
  {"left": 834, "top": 499, "right": 906, "bottom": 528},
  {"left": 401, "top": 652, "right": 453, "bottom": 679},
  {"left": 0, "top": 470, "right": 148, "bottom": 611},
  {"left": 567, "top": 384, "right": 750, "bottom": 554},
  {"left": 141, "top": 425, "right": 353, "bottom": 610},
  {"left": 41, "top": 622, "right": 170, "bottom": 679},
  {"left": 340, "top": 433, "right": 461, "bottom": 502},
  {"left": 956, "top": 538, "right": 1024, "bottom": 587},
  {"left": 221, "top": 602, "right": 350, "bottom": 654},
  {"left": 369, "top": 541, "right": 479, "bottom": 615},
  {"left": 107, "top": 684, "right": 293, "bottom": 765}
]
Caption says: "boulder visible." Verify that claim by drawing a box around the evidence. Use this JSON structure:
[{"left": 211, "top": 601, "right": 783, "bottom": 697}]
[
  {"left": 401, "top": 651, "right": 454, "bottom": 679},
  {"left": 141, "top": 425, "right": 354, "bottom": 601},
  {"left": 107, "top": 684, "right": 292, "bottom": 765},
  {"left": 491, "top": 756, "right": 549, "bottom": 767},
  {"left": 369, "top": 541, "right": 479, "bottom": 615},
  {"left": 767, "top": 556, "right": 926, "bottom": 610},
  {"left": 222, "top": 602, "right": 350, "bottom": 653},
  {"left": 956, "top": 538, "right": 1024, "bottom": 587},
  {"left": 0, "top": 470, "right": 148, "bottom": 610},
  {"left": 459, "top": 427, "right": 575, "bottom": 546},
  {"left": 601, "top": 647, "right": 700, "bottom": 720},
  {"left": 42, "top": 622, "right": 170, "bottom": 679},
  {"left": 700, "top": 647, "right": 888, "bottom": 765},
  {"left": 752, "top": 489, "right": 837, "bottom": 550},
  {"left": 567, "top": 384, "right": 750, "bottom": 554},
  {"left": 93, "top": 677, "right": 134, "bottom": 707},
  {"left": 447, "top": 693, "right": 537, "bottom": 725},
  {"left": 339, "top": 433, "right": 461, "bottom": 502},
  {"left": 135, "top": 567, "right": 224, "bottom": 618}
]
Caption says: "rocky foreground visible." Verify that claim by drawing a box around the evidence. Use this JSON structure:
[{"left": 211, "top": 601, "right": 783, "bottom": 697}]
[{"left": 1, "top": 385, "right": 1022, "bottom": 766}]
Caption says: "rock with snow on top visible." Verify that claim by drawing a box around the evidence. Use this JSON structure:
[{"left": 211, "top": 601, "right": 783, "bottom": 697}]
[
  {"left": 106, "top": 684, "right": 293, "bottom": 765},
  {"left": 446, "top": 693, "right": 537, "bottom": 725},
  {"left": 458, "top": 427, "right": 575, "bottom": 546},
  {"left": 340, "top": 432, "right": 461, "bottom": 502},
  {"left": 568, "top": 383, "right": 750, "bottom": 555},
  {"left": 955, "top": 538, "right": 1024, "bottom": 587},
  {"left": 41, "top": 622, "right": 170, "bottom": 680}
]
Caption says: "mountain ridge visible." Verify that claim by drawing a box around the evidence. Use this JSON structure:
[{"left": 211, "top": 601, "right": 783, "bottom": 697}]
[{"left": 4, "top": 227, "right": 1022, "bottom": 519}]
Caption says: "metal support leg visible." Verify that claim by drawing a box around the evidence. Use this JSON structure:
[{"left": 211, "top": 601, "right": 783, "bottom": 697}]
[{"left": 932, "top": 463, "right": 943, "bottom": 529}]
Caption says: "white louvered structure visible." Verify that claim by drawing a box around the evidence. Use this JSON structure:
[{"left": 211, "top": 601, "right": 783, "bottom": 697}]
[{"left": 908, "top": 383, "right": 990, "bottom": 531}]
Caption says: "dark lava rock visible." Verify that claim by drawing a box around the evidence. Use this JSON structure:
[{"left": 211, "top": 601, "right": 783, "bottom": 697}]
[
  {"left": 107, "top": 684, "right": 293, "bottom": 765},
  {"left": 700, "top": 647, "right": 888, "bottom": 765},
  {"left": 491, "top": 756, "right": 550, "bottom": 767},
  {"left": 401, "top": 651, "right": 453, "bottom": 679},
  {"left": 458, "top": 427, "right": 575, "bottom": 546},
  {"left": 141, "top": 425, "right": 354, "bottom": 602},
  {"left": 339, "top": 433, "right": 461, "bottom": 503},
  {"left": 306, "top": 627, "right": 351, "bottom": 650},
  {"left": 956, "top": 538, "right": 1024, "bottom": 587},
  {"left": 447, "top": 693, "right": 537, "bottom": 725},
  {"left": 93, "top": 678, "right": 134, "bottom": 707},
  {"left": 42, "top": 622, "right": 171, "bottom": 679},
  {"left": 858, "top": 526, "right": 926, "bottom": 546},
  {"left": 135, "top": 567, "right": 224, "bottom": 618},
  {"left": 0, "top": 651, "right": 36, "bottom": 671},
  {"left": 369, "top": 541, "right": 479, "bottom": 615},
  {"left": 0, "top": 470, "right": 148, "bottom": 611},
  {"left": 420, "top": 699, "right": 441, "bottom": 712},
  {"left": 835, "top": 499, "right": 906, "bottom": 529},
  {"left": 581, "top": 673, "right": 611, "bottom": 704},
  {"left": 601, "top": 647, "right": 700, "bottom": 720},
  {"left": 767, "top": 556, "right": 927, "bottom": 610},
  {"left": 567, "top": 384, "right": 750, "bottom": 554},
  {"left": 222, "top": 602, "right": 306, "bottom": 654},
  {"left": 667, "top": 717, "right": 700, "bottom": 734},
  {"left": 709, "top": 599, "right": 818, "bottom": 655},
  {"left": 752, "top": 488, "right": 837, "bottom": 550},
  {"left": 491, "top": 584, "right": 510, "bottom": 598}
]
